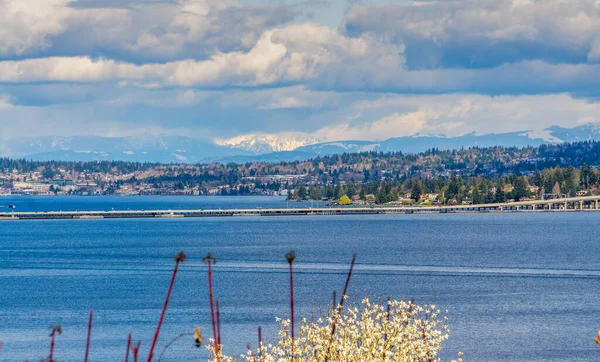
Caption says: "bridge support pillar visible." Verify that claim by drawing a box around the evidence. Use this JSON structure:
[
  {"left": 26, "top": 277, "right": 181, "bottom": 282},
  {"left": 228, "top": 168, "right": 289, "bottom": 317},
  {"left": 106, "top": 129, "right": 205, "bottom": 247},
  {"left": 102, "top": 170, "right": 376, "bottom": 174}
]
[{"left": 580, "top": 201, "right": 584, "bottom": 210}]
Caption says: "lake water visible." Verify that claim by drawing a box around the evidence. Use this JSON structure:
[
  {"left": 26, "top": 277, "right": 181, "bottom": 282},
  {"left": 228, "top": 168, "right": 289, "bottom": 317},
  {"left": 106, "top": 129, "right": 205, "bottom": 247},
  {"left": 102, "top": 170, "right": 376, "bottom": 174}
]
[{"left": 1, "top": 196, "right": 599, "bottom": 361}]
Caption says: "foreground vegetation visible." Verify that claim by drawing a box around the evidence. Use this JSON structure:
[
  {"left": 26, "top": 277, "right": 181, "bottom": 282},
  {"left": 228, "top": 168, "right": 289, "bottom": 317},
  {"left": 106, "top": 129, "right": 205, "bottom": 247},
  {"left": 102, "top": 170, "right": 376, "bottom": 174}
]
[
  {"left": 210, "top": 298, "right": 459, "bottom": 362},
  {"left": 0, "top": 251, "right": 464, "bottom": 362},
  {"left": 2, "top": 250, "right": 599, "bottom": 361}
]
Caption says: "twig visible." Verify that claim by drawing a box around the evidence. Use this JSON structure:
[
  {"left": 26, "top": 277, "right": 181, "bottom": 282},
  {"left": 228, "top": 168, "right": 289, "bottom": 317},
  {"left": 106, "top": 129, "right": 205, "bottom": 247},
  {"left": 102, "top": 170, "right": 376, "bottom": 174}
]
[
  {"left": 133, "top": 341, "right": 141, "bottom": 362},
  {"left": 157, "top": 332, "right": 193, "bottom": 362},
  {"left": 203, "top": 253, "right": 220, "bottom": 362},
  {"left": 147, "top": 251, "right": 186, "bottom": 362},
  {"left": 332, "top": 291, "right": 336, "bottom": 313},
  {"left": 324, "top": 253, "right": 357, "bottom": 362},
  {"left": 216, "top": 299, "right": 222, "bottom": 346},
  {"left": 84, "top": 309, "right": 93, "bottom": 362},
  {"left": 257, "top": 326, "right": 262, "bottom": 362},
  {"left": 48, "top": 325, "right": 62, "bottom": 362},
  {"left": 125, "top": 333, "right": 132, "bottom": 362},
  {"left": 285, "top": 250, "right": 296, "bottom": 361}
]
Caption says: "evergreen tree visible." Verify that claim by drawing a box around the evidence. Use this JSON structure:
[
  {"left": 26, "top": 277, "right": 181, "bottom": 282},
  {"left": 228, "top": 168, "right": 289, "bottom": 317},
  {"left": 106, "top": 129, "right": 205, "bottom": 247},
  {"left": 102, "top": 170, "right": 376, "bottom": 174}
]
[
  {"left": 512, "top": 177, "right": 529, "bottom": 201},
  {"left": 309, "top": 186, "right": 322, "bottom": 200},
  {"left": 581, "top": 162, "right": 590, "bottom": 189},
  {"left": 359, "top": 186, "right": 366, "bottom": 200},
  {"left": 411, "top": 181, "right": 422, "bottom": 202},
  {"left": 390, "top": 188, "right": 399, "bottom": 202},
  {"left": 472, "top": 185, "right": 481, "bottom": 204},
  {"left": 495, "top": 184, "right": 506, "bottom": 203},
  {"left": 552, "top": 181, "right": 561, "bottom": 198},
  {"left": 447, "top": 178, "right": 460, "bottom": 200},
  {"left": 297, "top": 185, "right": 307, "bottom": 200},
  {"left": 346, "top": 181, "right": 357, "bottom": 198},
  {"left": 325, "top": 185, "right": 334, "bottom": 199},
  {"left": 334, "top": 184, "right": 342, "bottom": 199}
]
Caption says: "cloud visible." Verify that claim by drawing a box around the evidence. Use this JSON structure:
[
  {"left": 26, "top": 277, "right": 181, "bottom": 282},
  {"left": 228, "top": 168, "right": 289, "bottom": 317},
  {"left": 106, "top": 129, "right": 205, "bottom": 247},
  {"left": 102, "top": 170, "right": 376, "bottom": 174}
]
[
  {"left": 0, "top": 94, "right": 14, "bottom": 109},
  {"left": 221, "top": 93, "right": 600, "bottom": 142},
  {"left": 318, "top": 111, "right": 431, "bottom": 140},
  {"left": 4, "top": 8, "right": 600, "bottom": 96},
  {"left": 0, "top": 23, "right": 405, "bottom": 88},
  {"left": 2, "top": 83, "right": 600, "bottom": 143},
  {"left": 0, "top": 0, "right": 73, "bottom": 56},
  {"left": 0, "top": 0, "right": 296, "bottom": 62},
  {"left": 6, "top": 55, "right": 600, "bottom": 96},
  {"left": 4, "top": 0, "right": 600, "bottom": 145},
  {"left": 162, "top": 23, "right": 405, "bottom": 87},
  {"left": 254, "top": 87, "right": 335, "bottom": 110},
  {"left": 338, "top": 93, "right": 600, "bottom": 138},
  {"left": 344, "top": 0, "right": 600, "bottom": 69}
]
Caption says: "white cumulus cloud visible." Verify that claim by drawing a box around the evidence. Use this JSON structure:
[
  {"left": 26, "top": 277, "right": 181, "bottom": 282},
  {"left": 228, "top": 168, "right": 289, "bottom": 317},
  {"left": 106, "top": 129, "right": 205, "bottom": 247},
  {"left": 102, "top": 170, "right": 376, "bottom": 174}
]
[
  {"left": 344, "top": 0, "right": 600, "bottom": 68},
  {"left": 0, "top": 0, "right": 73, "bottom": 56}
]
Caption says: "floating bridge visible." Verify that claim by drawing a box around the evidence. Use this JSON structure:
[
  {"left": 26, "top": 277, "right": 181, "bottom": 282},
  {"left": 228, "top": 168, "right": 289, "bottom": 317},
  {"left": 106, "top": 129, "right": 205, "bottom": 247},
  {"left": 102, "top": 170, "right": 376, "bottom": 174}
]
[{"left": 2, "top": 195, "right": 600, "bottom": 221}]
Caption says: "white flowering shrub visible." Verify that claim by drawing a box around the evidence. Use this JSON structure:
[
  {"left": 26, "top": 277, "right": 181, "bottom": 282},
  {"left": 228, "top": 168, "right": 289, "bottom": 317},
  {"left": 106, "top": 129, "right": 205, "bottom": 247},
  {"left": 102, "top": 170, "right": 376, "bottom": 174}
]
[{"left": 208, "top": 297, "right": 462, "bottom": 362}]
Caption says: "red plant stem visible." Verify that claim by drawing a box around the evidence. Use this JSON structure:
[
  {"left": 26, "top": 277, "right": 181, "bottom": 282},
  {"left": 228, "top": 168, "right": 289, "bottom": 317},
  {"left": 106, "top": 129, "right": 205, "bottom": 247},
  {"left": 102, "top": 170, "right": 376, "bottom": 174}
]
[
  {"left": 125, "top": 333, "right": 132, "bottom": 362},
  {"left": 49, "top": 330, "right": 56, "bottom": 362},
  {"left": 207, "top": 260, "right": 220, "bottom": 362},
  {"left": 84, "top": 309, "right": 93, "bottom": 362},
  {"left": 216, "top": 299, "right": 222, "bottom": 346},
  {"left": 384, "top": 296, "right": 391, "bottom": 342},
  {"left": 324, "top": 254, "right": 357, "bottom": 362},
  {"left": 337, "top": 254, "right": 357, "bottom": 312},
  {"left": 147, "top": 260, "right": 181, "bottom": 362},
  {"left": 289, "top": 262, "right": 295, "bottom": 361},
  {"left": 257, "top": 326, "right": 262, "bottom": 361},
  {"left": 133, "top": 341, "right": 141, "bottom": 362}
]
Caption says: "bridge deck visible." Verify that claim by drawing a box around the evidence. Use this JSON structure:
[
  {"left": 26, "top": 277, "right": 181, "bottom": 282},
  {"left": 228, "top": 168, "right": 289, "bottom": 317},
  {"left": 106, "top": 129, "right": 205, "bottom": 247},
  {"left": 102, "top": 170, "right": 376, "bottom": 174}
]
[{"left": 1, "top": 195, "right": 600, "bottom": 220}]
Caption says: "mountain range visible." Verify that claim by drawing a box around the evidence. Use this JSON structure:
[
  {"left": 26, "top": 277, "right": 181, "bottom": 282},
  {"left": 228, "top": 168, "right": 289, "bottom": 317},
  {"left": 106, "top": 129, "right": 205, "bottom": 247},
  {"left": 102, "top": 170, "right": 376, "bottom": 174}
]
[{"left": 2, "top": 124, "right": 600, "bottom": 164}]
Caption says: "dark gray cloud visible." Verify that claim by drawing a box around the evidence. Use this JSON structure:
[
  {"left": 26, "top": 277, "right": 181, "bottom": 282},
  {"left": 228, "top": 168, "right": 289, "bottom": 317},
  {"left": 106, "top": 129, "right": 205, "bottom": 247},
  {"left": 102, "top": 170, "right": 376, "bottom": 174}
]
[
  {"left": 0, "top": 0, "right": 296, "bottom": 63},
  {"left": 344, "top": 0, "right": 600, "bottom": 69}
]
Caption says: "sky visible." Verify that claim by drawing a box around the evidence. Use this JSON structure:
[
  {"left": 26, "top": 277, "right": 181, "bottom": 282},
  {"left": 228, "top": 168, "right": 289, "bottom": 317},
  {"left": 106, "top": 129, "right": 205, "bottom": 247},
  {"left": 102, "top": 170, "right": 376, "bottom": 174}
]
[{"left": 2, "top": 0, "right": 600, "bottom": 143}]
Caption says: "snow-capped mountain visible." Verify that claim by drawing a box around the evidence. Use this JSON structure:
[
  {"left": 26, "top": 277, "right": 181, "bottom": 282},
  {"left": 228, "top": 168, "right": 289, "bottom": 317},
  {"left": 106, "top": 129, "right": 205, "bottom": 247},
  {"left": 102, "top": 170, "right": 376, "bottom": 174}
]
[
  {"left": 545, "top": 123, "right": 600, "bottom": 142},
  {"left": 0, "top": 134, "right": 253, "bottom": 163},
  {"left": 215, "top": 133, "right": 321, "bottom": 154},
  {"left": 2, "top": 123, "right": 600, "bottom": 163},
  {"left": 295, "top": 124, "right": 600, "bottom": 156}
]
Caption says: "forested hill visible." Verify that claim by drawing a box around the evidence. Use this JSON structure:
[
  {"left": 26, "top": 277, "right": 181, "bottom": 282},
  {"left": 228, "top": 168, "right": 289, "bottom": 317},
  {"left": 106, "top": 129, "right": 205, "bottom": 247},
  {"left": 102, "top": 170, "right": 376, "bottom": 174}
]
[
  {"left": 2, "top": 140, "right": 599, "bottom": 178},
  {"left": 2, "top": 141, "right": 600, "bottom": 203}
]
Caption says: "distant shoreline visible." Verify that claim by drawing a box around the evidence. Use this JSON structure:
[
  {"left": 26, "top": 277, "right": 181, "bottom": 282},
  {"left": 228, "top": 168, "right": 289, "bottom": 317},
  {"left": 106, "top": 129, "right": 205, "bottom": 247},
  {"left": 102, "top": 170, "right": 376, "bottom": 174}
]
[{"left": 3, "top": 195, "right": 600, "bottom": 221}]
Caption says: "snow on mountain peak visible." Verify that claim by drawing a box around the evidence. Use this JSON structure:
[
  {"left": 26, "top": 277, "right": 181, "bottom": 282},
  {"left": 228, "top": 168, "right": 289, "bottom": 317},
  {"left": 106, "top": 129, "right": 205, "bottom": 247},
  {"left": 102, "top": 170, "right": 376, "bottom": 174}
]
[
  {"left": 520, "top": 130, "right": 562, "bottom": 143},
  {"left": 215, "top": 133, "right": 322, "bottom": 154},
  {"left": 411, "top": 132, "right": 448, "bottom": 138}
]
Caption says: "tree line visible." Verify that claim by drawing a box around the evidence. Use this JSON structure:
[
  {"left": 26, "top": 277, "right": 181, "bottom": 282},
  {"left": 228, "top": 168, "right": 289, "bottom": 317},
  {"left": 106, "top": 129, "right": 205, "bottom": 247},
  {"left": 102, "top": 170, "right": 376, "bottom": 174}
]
[{"left": 287, "top": 164, "right": 598, "bottom": 205}]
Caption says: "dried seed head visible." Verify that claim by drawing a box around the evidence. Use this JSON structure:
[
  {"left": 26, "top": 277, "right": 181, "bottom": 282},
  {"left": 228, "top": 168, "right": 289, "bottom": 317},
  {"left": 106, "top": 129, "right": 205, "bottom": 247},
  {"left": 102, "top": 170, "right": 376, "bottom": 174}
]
[
  {"left": 202, "top": 253, "right": 217, "bottom": 265},
  {"left": 50, "top": 325, "right": 62, "bottom": 335},
  {"left": 174, "top": 251, "right": 187, "bottom": 263},
  {"left": 194, "top": 327, "right": 203, "bottom": 348},
  {"left": 285, "top": 250, "right": 296, "bottom": 264}
]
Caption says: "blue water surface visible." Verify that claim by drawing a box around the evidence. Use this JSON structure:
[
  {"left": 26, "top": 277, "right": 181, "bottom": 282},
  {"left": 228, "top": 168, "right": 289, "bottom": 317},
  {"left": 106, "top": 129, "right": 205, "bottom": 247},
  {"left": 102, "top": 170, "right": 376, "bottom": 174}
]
[{"left": 0, "top": 196, "right": 599, "bottom": 361}]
